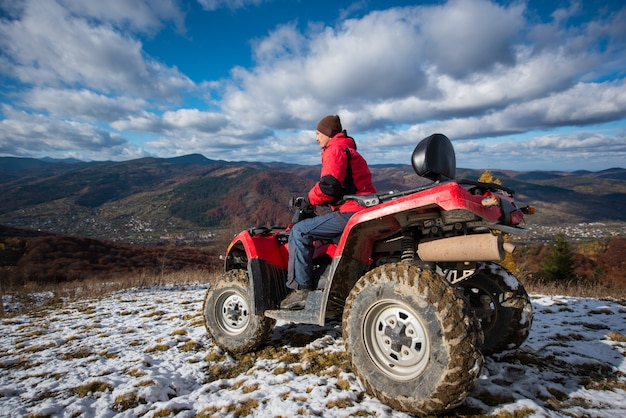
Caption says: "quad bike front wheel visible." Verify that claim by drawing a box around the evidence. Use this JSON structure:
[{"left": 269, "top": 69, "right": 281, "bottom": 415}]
[
  {"left": 342, "top": 263, "right": 483, "bottom": 416},
  {"left": 457, "top": 262, "right": 533, "bottom": 355},
  {"left": 203, "top": 269, "right": 275, "bottom": 354}
]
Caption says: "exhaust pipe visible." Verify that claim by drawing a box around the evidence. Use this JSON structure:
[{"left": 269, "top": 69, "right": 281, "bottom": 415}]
[
  {"left": 503, "top": 242, "right": 516, "bottom": 254},
  {"left": 417, "top": 234, "right": 506, "bottom": 262}
]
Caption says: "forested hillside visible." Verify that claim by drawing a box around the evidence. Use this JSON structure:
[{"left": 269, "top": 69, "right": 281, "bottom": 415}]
[
  {"left": 0, "top": 225, "right": 219, "bottom": 285},
  {"left": 1, "top": 156, "right": 625, "bottom": 244}
]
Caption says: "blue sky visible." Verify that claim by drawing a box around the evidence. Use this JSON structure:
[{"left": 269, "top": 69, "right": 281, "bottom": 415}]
[{"left": 1, "top": 0, "right": 625, "bottom": 171}]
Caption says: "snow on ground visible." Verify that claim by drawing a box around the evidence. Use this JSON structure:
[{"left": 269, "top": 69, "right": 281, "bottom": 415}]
[{"left": 1, "top": 285, "right": 626, "bottom": 417}]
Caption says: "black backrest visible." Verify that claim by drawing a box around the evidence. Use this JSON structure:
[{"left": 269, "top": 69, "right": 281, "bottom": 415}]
[{"left": 411, "top": 133, "right": 456, "bottom": 181}]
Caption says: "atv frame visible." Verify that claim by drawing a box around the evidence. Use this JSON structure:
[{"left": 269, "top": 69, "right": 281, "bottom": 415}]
[{"left": 203, "top": 133, "right": 534, "bottom": 415}]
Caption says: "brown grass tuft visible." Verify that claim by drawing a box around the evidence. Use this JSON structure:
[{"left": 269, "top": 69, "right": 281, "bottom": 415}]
[{"left": 70, "top": 381, "right": 113, "bottom": 397}]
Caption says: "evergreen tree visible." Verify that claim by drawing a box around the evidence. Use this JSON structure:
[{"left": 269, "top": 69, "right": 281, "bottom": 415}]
[{"left": 541, "top": 232, "right": 577, "bottom": 283}]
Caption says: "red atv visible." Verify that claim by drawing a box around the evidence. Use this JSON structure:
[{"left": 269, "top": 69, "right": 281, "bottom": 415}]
[{"left": 203, "top": 133, "right": 534, "bottom": 416}]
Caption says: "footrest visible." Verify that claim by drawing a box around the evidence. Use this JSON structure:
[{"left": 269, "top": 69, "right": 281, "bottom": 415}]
[{"left": 264, "top": 291, "right": 325, "bottom": 325}]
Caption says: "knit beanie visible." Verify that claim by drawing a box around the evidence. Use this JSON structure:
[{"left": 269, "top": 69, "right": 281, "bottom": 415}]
[{"left": 316, "top": 115, "right": 342, "bottom": 138}]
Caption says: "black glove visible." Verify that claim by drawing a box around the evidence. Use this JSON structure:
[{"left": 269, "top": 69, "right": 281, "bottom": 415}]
[
  {"left": 298, "top": 196, "right": 309, "bottom": 208},
  {"left": 290, "top": 196, "right": 316, "bottom": 223},
  {"left": 291, "top": 196, "right": 310, "bottom": 208}
]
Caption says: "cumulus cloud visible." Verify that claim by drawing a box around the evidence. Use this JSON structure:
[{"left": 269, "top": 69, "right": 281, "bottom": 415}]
[
  {"left": 217, "top": 0, "right": 626, "bottom": 139},
  {"left": 470, "top": 131, "right": 626, "bottom": 171},
  {"left": 0, "top": 0, "right": 193, "bottom": 96},
  {"left": 418, "top": 0, "right": 524, "bottom": 78},
  {"left": 0, "top": 0, "right": 625, "bottom": 171},
  {"left": 22, "top": 88, "right": 149, "bottom": 122},
  {"left": 221, "top": 8, "right": 431, "bottom": 129},
  {"left": 528, "top": 132, "right": 626, "bottom": 152},
  {"left": 0, "top": 105, "right": 129, "bottom": 157},
  {"left": 143, "top": 124, "right": 281, "bottom": 161},
  {"left": 112, "top": 109, "right": 229, "bottom": 134}
]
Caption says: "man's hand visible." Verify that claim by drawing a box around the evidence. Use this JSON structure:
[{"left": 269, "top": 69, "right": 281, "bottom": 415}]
[
  {"left": 290, "top": 195, "right": 316, "bottom": 223},
  {"left": 291, "top": 196, "right": 311, "bottom": 209},
  {"left": 296, "top": 196, "right": 307, "bottom": 208}
]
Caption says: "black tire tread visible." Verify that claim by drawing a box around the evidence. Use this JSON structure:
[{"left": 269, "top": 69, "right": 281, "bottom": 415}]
[
  {"left": 463, "top": 262, "right": 533, "bottom": 354},
  {"left": 342, "top": 263, "right": 483, "bottom": 416},
  {"left": 203, "top": 269, "right": 275, "bottom": 354}
]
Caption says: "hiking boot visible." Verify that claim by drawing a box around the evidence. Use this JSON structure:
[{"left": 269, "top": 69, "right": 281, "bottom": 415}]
[{"left": 280, "top": 290, "right": 309, "bottom": 310}]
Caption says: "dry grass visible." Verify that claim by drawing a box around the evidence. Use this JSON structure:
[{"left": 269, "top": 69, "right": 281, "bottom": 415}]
[
  {"left": 113, "top": 392, "right": 144, "bottom": 412},
  {"left": 70, "top": 381, "right": 113, "bottom": 397},
  {"left": 1, "top": 269, "right": 215, "bottom": 317},
  {"left": 523, "top": 276, "right": 626, "bottom": 300},
  {"left": 3, "top": 265, "right": 626, "bottom": 319}
]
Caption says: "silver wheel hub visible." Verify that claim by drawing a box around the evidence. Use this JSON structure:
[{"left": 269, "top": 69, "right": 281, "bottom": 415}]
[
  {"left": 364, "top": 300, "right": 430, "bottom": 380},
  {"left": 217, "top": 293, "right": 250, "bottom": 335}
]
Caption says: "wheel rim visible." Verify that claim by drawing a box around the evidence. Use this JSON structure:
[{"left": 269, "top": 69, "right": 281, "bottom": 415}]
[
  {"left": 466, "top": 286, "right": 498, "bottom": 333},
  {"left": 363, "top": 299, "right": 431, "bottom": 380},
  {"left": 215, "top": 291, "right": 250, "bottom": 335}
]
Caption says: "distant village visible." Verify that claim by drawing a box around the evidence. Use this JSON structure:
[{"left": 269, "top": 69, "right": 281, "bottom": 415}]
[
  {"left": 4, "top": 211, "right": 626, "bottom": 247},
  {"left": 526, "top": 222, "right": 626, "bottom": 243},
  {"left": 159, "top": 231, "right": 216, "bottom": 242},
  {"left": 124, "top": 217, "right": 217, "bottom": 245},
  {"left": 95, "top": 220, "right": 626, "bottom": 247}
]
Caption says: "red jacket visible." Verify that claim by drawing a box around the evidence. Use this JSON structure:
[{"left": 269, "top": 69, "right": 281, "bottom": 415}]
[{"left": 308, "top": 132, "right": 376, "bottom": 213}]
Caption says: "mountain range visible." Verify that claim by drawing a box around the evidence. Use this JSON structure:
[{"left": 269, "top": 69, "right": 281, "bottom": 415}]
[{"left": 1, "top": 155, "right": 625, "bottom": 244}]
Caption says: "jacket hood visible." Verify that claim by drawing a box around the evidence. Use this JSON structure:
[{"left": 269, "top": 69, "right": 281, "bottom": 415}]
[{"left": 327, "top": 132, "right": 356, "bottom": 150}]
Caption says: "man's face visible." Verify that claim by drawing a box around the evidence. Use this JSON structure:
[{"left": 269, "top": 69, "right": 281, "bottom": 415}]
[{"left": 316, "top": 131, "right": 331, "bottom": 149}]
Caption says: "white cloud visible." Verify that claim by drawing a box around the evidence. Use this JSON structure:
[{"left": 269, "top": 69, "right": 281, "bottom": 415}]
[
  {"left": 0, "top": 105, "right": 129, "bottom": 157},
  {"left": 197, "top": 0, "right": 267, "bottom": 12},
  {"left": 0, "top": 0, "right": 625, "bottom": 171},
  {"left": 22, "top": 88, "right": 149, "bottom": 122},
  {"left": 220, "top": 7, "right": 430, "bottom": 128},
  {"left": 528, "top": 132, "right": 626, "bottom": 152},
  {"left": 361, "top": 78, "right": 626, "bottom": 152},
  {"left": 0, "top": 0, "right": 193, "bottom": 96},
  {"left": 304, "top": 9, "right": 427, "bottom": 101},
  {"left": 418, "top": 0, "right": 524, "bottom": 77},
  {"left": 57, "top": 0, "right": 186, "bottom": 34},
  {"left": 447, "top": 131, "right": 626, "bottom": 171},
  {"left": 162, "top": 109, "right": 228, "bottom": 130},
  {"left": 110, "top": 112, "right": 163, "bottom": 133},
  {"left": 111, "top": 109, "right": 229, "bottom": 134},
  {"left": 252, "top": 23, "right": 307, "bottom": 64},
  {"left": 217, "top": 0, "right": 626, "bottom": 140},
  {"left": 157, "top": 0, "right": 626, "bottom": 168}
]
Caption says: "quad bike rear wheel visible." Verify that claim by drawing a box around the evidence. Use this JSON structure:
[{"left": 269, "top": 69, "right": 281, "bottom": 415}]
[
  {"left": 342, "top": 263, "right": 483, "bottom": 416},
  {"left": 203, "top": 269, "right": 275, "bottom": 354},
  {"left": 457, "top": 262, "right": 533, "bottom": 355}
]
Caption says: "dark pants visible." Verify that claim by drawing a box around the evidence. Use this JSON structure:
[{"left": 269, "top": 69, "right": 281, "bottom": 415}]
[{"left": 286, "top": 211, "right": 355, "bottom": 290}]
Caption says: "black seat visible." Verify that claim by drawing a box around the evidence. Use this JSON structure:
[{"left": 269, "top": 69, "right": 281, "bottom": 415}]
[{"left": 411, "top": 133, "right": 456, "bottom": 181}]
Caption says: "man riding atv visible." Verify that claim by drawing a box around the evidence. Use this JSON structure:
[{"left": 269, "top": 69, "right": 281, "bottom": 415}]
[
  {"left": 281, "top": 114, "right": 376, "bottom": 309},
  {"left": 203, "top": 129, "right": 534, "bottom": 416}
]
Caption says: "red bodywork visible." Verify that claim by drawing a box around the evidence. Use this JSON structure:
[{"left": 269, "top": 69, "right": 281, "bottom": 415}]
[{"left": 225, "top": 181, "right": 524, "bottom": 270}]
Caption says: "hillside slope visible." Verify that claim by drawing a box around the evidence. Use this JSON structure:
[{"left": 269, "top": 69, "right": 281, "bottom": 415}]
[
  {"left": 0, "top": 225, "right": 219, "bottom": 284},
  {"left": 1, "top": 286, "right": 625, "bottom": 417},
  {"left": 1, "top": 156, "right": 625, "bottom": 243}
]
